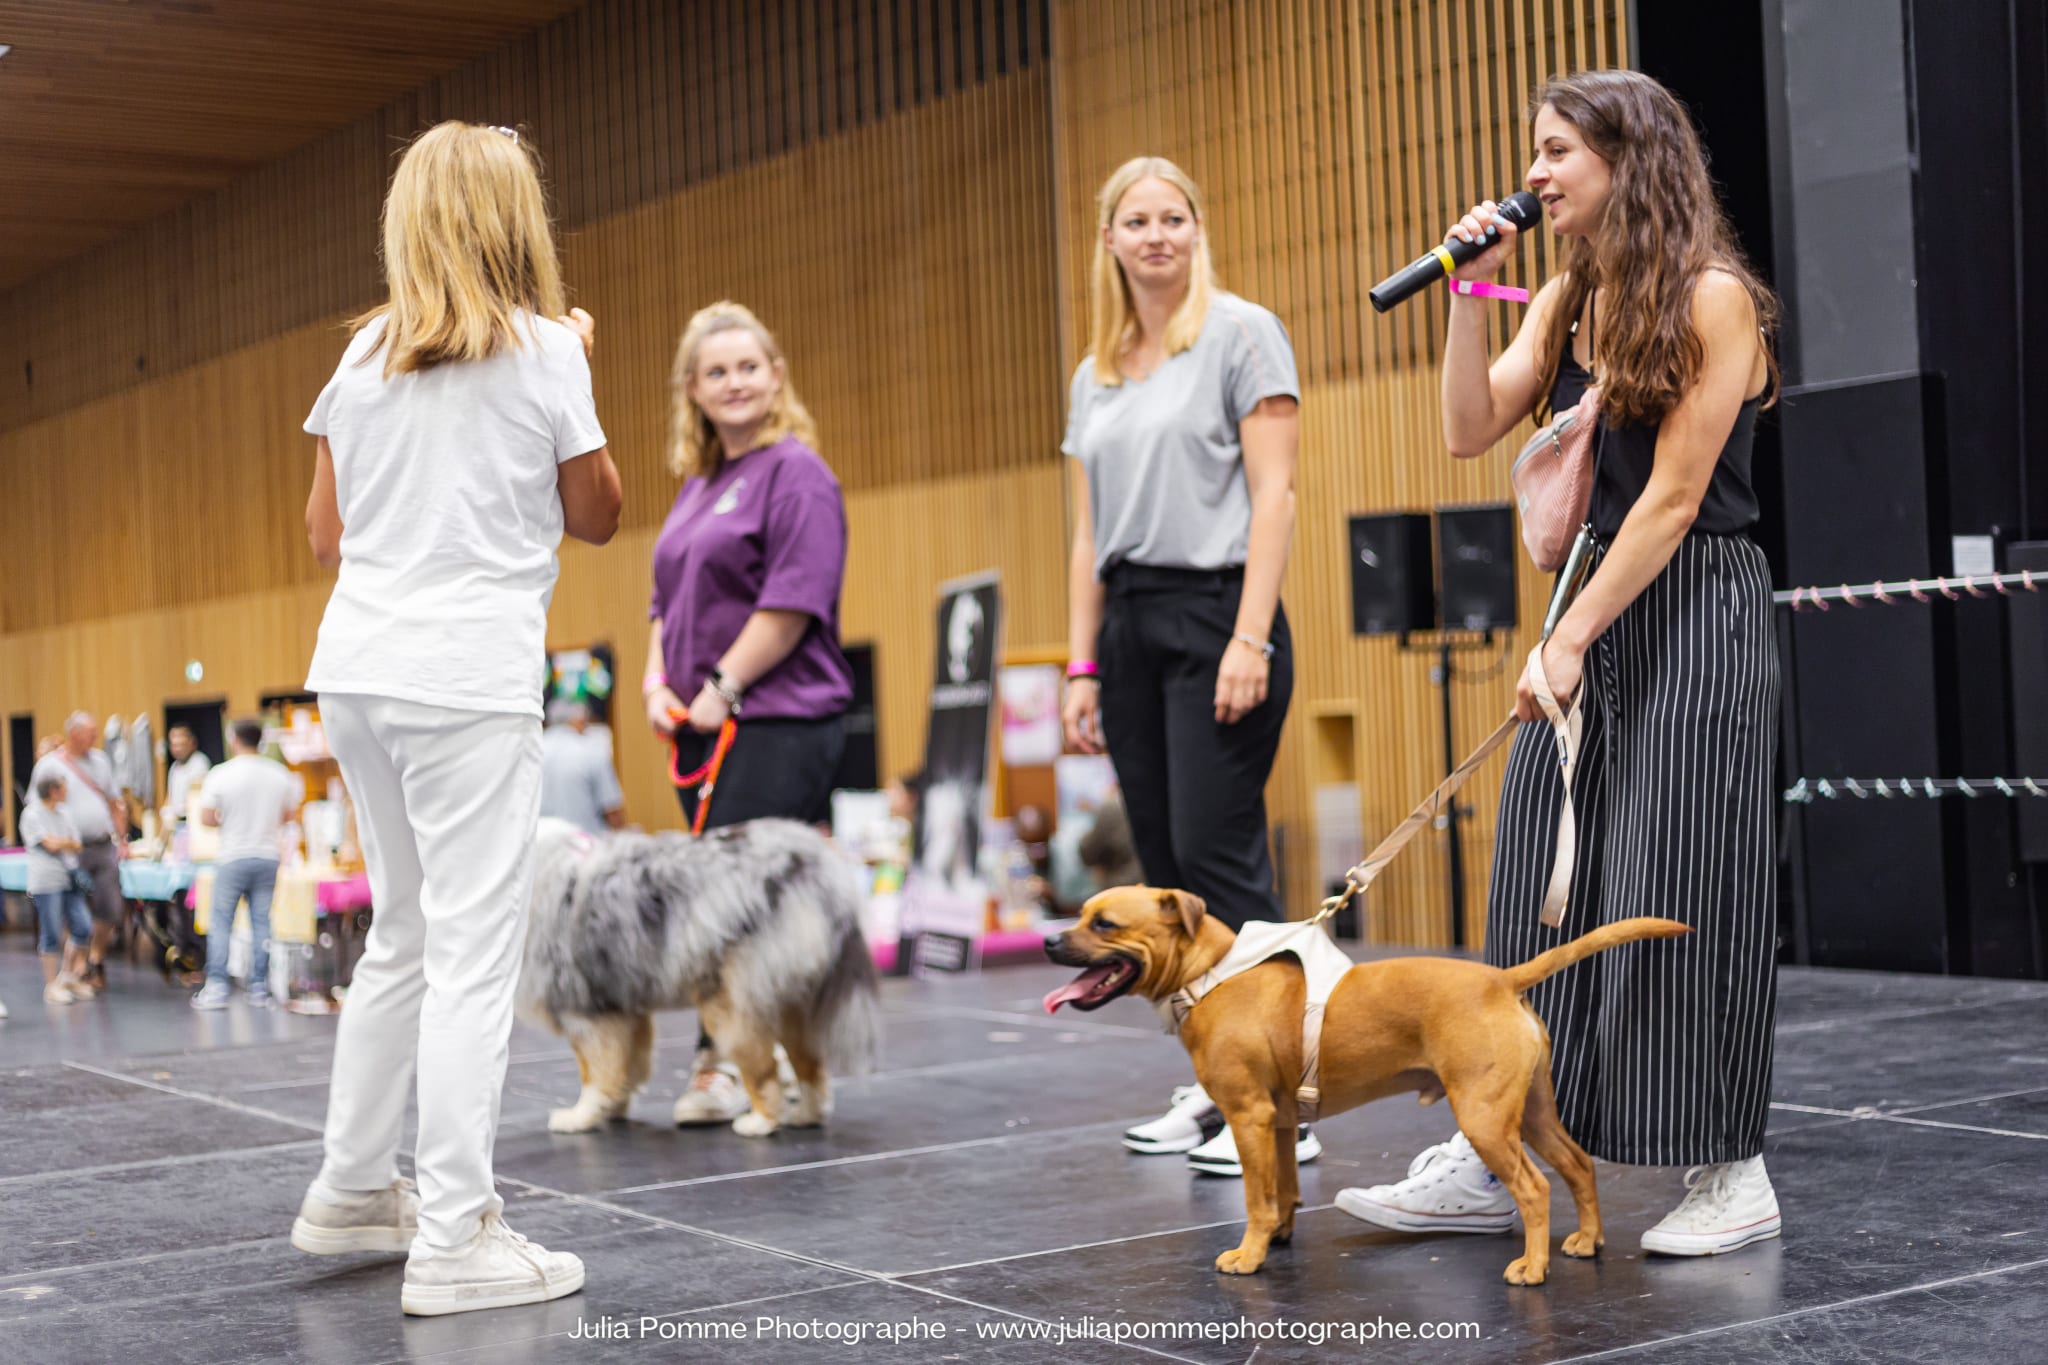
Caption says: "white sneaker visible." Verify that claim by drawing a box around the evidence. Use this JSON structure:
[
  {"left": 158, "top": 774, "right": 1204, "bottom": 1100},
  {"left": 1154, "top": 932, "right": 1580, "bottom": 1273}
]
[
  {"left": 1334, "top": 1133, "right": 1517, "bottom": 1233},
  {"left": 1123, "top": 1084, "right": 1225, "bottom": 1155},
  {"left": 672, "top": 1051, "right": 750, "bottom": 1126},
  {"left": 56, "top": 973, "right": 96, "bottom": 1001},
  {"left": 291, "top": 1177, "right": 420, "bottom": 1254},
  {"left": 1186, "top": 1124, "right": 1322, "bottom": 1177},
  {"left": 43, "top": 981, "right": 76, "bottom": 1006},
  {"left": 400, "top": 1212, "right": 584, "bottom": 1316},
  {"left": 191, "top": 980, "right": 231, "bottom": 1011},
  {"left": 1640, "top": 1157, "right": 1782, "bottom": 1256}
]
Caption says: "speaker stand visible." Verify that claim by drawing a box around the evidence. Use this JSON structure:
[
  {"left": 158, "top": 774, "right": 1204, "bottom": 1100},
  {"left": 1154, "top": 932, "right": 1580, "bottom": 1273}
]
[{"left": 1398, "top": 629, "right": 1498, "bottom": 949}]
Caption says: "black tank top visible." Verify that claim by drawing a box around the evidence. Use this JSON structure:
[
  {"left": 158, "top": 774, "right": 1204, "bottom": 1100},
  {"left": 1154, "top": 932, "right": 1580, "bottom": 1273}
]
[{"left": 1550, "top": 339, "right": 1763, "bottom": 539}]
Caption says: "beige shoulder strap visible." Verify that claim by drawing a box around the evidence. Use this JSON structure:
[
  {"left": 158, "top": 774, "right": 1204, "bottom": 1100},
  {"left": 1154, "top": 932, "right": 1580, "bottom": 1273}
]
[{"left": 1526, "top": 643, "right": 1585, "bottom": 927}]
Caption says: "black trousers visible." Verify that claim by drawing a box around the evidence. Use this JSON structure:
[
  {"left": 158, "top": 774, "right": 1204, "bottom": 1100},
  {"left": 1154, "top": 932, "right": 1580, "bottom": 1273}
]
[
  {"left": 1483, "top": 535, "right": 1779, "bottom": 1166},
  {"left": 670, "top": 713, "right": 846, "bottom": 830},
  {"left": 1096, "top": 564, "right": 1293, "bottom": 930}
]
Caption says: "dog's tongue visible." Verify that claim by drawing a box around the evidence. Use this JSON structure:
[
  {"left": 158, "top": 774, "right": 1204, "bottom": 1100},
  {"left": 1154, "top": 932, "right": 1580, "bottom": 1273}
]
[{"left": 1043, "top": 965, "right": 1119, "bottom": 1014}]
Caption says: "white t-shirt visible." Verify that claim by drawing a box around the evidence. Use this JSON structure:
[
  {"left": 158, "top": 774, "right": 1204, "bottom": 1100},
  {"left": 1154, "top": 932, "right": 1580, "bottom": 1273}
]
[
  {"left": 199, "top": 755, "right": 299, "bottom": 864},
  {"left": 303, "top": 312, "right": 608, "bottom": 716},
  {"left": 166, "top": 752, "right": 212, "bottom": 822}
]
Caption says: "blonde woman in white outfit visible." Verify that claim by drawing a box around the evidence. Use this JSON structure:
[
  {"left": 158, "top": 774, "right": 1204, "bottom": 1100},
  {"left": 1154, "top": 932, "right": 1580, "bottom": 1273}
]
[{"left": 291, "top": 122, "right": 621, "bottom": 1316}]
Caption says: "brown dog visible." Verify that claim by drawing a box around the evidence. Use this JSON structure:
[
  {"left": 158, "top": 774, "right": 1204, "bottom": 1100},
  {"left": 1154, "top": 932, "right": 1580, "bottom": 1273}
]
[{"left": 1044, "top": 886, "right": 1689, "bottom": 1283}]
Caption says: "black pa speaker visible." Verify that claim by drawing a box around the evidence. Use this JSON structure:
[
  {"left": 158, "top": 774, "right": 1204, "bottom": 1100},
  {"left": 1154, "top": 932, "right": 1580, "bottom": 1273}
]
[
  {"left": 1348, "top": 512, "right": 1435, "bottom": 635},
  {"left": 1436, "top": 504, "right": 1519, "bottom": 632}
]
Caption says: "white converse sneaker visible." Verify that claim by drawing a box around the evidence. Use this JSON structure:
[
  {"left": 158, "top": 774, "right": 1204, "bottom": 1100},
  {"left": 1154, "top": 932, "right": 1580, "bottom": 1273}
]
[
  {"left": 673, "top": 1051, "right": 750, "bottom": 1126},
  {"left": 1334, "top": 1132, "right": 1517, "bottom": 1233},
  {"left": 1640, "top": 1156, "right": 1782, "bottom": 1256},
  {"left": 1123, "top": 1084, "right": 1225, "bottom": 1155},
  {"left": 190, "top": 980, "right": 231, "bottom": 1011},
  {"left": 291, "top": 1177, "right": 420, "bottom": 1255},
  {"left": 400, "top": 1212, "right": 584, "bottom": 1316},
  {"left": 1186, "top": 1124, "right": 1322, "bottom": 1177}
]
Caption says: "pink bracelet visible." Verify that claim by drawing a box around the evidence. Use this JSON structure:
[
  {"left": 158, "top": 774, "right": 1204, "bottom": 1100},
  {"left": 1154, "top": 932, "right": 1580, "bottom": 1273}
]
[
  {"left": 1066, "top": 660, "right": 1099, "bottom": 679},
  {"left": 1448, "top": 278, "right": 1531, "bottom": 303}
]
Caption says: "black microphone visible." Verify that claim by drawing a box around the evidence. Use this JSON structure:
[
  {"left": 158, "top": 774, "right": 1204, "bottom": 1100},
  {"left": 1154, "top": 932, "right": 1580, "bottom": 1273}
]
[{"left": 1369, "top": 192, "right": 1542, "bottom": 312}]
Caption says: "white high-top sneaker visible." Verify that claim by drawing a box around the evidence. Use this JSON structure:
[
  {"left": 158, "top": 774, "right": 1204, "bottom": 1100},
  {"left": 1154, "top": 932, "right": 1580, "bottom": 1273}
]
[
  {"left": 1639, "top": 1156, "right": 1782, "bottom": 1256},
  {"left": 1334, "top": 1132, "right": 1517, "bottom": 1233},
  {"left": 1122, "top": 1084, "right": 1225, "bottom": 1155},
  {"left": 401, "top": 1212, "right": 585, "bottom": 1316},
  {"left": 290, "top": 1177, "right": 420, "bottom": 1255}
]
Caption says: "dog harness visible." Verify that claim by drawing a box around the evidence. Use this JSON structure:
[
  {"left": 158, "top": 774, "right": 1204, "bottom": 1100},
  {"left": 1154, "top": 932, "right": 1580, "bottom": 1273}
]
[{"left": 1160, "top": 918, "right": 1355, "bottom": 1123}]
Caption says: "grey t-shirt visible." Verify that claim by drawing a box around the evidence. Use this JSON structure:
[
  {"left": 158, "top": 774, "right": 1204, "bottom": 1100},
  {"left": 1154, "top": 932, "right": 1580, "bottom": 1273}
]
[
  {"left": 1063, "top": 292, "right": 1300, "bottom": 574},
  {"left": 30, "top": 749, "right": 119, "bottom": 842},
  {"left": 20, "top": 802, "right": 81, "bottom": 895},
  {"left": 539, "top": 725, "right": 624, "bottom": 836}
]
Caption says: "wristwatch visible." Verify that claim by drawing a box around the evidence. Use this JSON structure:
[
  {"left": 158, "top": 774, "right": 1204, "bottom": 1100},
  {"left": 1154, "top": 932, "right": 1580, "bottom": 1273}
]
[{"left": 707, "top": 668, "right": 745, "bottom": 716}]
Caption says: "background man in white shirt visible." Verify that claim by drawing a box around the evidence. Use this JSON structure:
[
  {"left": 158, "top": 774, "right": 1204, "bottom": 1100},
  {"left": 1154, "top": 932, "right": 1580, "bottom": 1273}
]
[{"left": 192, "top": 718, "right": 299, "bottom": 1011}]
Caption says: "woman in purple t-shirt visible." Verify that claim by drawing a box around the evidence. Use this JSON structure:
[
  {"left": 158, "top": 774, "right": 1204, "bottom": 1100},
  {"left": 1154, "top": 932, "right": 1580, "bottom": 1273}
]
[{"left": 644, "top": 300, "right": 853, "bottom": 1124}]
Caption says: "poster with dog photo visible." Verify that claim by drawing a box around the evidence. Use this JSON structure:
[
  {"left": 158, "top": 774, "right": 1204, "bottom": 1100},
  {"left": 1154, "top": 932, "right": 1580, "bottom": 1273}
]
[{"left": 902, "top": 571, "right": 1002, "bottom": 971}]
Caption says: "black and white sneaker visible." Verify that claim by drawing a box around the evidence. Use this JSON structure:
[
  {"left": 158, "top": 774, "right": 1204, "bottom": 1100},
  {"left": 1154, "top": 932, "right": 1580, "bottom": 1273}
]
[
  {"left": 1187, "top": 1124, "right": 1322, "bottom": 1177},
  {"left": 1122, "top": 1084, "right": 1225, "bottom": 1154}
]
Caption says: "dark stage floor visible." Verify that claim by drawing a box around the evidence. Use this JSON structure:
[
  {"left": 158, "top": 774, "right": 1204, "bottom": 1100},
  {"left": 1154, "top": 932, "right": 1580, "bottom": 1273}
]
[{"left": 5, "top": 930, "right": 2048, "bottom": 1363}]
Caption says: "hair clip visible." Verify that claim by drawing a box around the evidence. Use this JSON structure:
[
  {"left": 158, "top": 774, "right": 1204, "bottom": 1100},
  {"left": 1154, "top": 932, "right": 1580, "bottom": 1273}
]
[{"left": 488, "top": 125, "right": 521, "bottom": 145}]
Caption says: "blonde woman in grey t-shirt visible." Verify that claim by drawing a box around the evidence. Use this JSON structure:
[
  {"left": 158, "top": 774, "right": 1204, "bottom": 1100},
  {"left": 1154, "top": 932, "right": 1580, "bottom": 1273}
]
[{"left": 1058, "top": 155, "right": 1312, "bottom": 1178}]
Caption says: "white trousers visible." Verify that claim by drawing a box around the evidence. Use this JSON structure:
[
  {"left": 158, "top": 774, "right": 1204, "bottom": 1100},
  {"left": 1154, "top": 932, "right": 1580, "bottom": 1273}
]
[{"left": 312, "top": 692, "right": 542, "bottom": 1250}]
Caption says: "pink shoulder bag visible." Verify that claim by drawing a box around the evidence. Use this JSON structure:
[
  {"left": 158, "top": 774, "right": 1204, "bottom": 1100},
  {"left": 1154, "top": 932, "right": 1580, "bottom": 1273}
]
[
  {"left": 1510, "top": 300, "right": 1607, "bottom": 573},
  {"left": 1511, "top": 381, "right": 1603, "bottom": 573}
]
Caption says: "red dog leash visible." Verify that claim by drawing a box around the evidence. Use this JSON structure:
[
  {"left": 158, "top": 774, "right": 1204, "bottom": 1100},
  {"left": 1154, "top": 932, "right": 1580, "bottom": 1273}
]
[{"left": 668, "top": 715, "right": 737, "bottom": 836}]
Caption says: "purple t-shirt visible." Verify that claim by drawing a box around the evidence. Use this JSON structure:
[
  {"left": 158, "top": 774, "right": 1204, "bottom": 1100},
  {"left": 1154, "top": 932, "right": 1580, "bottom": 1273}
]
[{"left": 650, "top": 436, "right": 853, "bottom": 720}]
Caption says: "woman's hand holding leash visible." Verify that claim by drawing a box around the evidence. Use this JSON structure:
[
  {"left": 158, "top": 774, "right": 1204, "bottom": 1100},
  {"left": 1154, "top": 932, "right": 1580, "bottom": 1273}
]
[
  {"left": 645, "top": 684, "right": 686, "bottom": 738},
  {"left": 1516, "top": 637, "right": 1582, "bottom": 723},
  {"left": 685, "top": 683, "right": 733, "bottom": 735}
]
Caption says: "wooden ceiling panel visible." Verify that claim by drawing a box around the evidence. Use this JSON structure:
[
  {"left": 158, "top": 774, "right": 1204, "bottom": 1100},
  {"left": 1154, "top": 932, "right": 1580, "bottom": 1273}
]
[{"left": 0, "top": 0, "right": 591, "bottom": 288}]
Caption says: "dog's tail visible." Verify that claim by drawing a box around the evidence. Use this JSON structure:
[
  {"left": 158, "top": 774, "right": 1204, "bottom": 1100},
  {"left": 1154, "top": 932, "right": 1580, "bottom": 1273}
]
[
  {"left": 1502, "top": 917, "right": 1691, "bottom": 993},
  {"left": 811, "top": 921, "right": 881, "bottom": 1076}
]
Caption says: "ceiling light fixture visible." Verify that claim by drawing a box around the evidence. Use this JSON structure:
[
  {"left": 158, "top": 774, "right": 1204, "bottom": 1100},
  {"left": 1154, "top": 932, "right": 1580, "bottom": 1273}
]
[{"left": 0, "top": 46, "right": 13, "bottom": 59}]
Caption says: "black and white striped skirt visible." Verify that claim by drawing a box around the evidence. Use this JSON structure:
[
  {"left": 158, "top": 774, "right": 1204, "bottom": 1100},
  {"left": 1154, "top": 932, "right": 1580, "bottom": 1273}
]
[{"left": 1483, "top": 532, "right": 1780, "bottom": 1167}]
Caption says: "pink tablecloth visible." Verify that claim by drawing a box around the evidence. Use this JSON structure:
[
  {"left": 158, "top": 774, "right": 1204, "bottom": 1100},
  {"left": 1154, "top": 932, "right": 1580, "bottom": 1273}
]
[{"left": 315, "top": 873, "right": 373, "bottom": 914}]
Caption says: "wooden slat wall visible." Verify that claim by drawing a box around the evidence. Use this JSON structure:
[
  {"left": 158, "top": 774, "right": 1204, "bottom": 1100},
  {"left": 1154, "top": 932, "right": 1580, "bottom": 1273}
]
[
  {"left": 1, "top": 0, "right": 1628, "bottom": 948},
  {"left": 0, "top": 0, "right": 1053, "bottom": 433},
  {"left": 0, "top": 10, "right": 1065, "bottom": 833},
  {"left": 1050, "top": 0, "right": 1624, "bottom": 946}
]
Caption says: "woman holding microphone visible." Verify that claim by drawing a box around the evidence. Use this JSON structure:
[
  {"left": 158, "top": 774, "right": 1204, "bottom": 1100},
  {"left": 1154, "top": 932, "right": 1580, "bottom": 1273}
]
[{"left": 1337, "top": 70, "right": 1784, "bottom": 1258}]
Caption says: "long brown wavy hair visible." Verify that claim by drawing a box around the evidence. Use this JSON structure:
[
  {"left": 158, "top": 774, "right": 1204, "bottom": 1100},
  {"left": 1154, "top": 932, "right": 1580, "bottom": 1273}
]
[{"left": 1530, "top": 70, "right": 1779, "bottom": 427}]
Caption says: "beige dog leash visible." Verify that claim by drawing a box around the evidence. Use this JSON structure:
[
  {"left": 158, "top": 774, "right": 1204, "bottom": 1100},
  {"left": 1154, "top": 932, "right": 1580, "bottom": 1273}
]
[{"left": 1285, "top": 647, "right": 1583, "bottom": 1116}]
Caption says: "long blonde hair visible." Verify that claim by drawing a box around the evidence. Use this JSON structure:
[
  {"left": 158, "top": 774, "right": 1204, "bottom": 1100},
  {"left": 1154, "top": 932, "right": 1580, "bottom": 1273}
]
[
  {"left": 354, "top": 122, "right": 566, "bottom": 377},
  {"left": 667, "top": 301, "right": 819, "bottom": 479},
  {"left": 1088, "top": 156, "right": 1219, "bottom": 386}
]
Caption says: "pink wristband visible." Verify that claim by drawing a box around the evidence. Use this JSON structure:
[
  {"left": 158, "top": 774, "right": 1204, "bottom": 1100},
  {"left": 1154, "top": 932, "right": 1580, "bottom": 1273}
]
[
  {"left": 1066, "top": 660, "right": 1099, "bottom": 679},
  {"left": 1448, "top": 278, "right": 1530, "bottom": 303}
]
